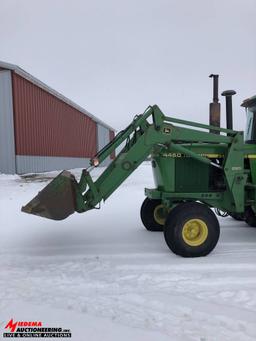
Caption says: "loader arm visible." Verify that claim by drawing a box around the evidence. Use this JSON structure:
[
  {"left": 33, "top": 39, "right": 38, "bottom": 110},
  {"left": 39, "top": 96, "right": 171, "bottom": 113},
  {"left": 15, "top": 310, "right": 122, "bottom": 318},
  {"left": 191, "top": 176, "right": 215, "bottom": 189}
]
[{"left": 22, "top": 105, "right": 236, "bottom": 220}]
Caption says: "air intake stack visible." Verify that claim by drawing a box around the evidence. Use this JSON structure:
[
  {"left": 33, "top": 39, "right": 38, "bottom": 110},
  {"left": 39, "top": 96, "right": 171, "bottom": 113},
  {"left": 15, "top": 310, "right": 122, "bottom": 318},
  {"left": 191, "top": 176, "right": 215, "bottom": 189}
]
[{"left": 221, "top": 90, "right": 236, "bottom": 134}]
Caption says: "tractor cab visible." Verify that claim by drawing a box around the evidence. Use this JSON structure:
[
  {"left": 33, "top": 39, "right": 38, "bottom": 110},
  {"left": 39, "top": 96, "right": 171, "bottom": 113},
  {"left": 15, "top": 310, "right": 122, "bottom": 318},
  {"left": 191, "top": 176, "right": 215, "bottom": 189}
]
[{"left": 242, "top": 95, "right": 256, "bottom": 143}]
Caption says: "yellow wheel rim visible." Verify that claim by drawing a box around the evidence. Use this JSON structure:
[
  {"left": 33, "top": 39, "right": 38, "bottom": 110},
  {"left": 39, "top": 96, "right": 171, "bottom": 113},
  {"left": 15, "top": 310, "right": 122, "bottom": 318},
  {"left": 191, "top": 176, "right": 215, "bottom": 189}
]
[
  {"left": 182, "top": 219, "right": 208, "bottom": 246},
  {"left": 153, "top": 204, "right": 168, "bottom": 225}
]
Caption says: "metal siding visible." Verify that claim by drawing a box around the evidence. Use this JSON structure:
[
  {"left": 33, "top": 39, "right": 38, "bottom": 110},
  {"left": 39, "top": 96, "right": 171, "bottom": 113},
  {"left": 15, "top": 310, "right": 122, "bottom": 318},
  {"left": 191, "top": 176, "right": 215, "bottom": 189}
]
[
  {"left": 109, "top": 130, "right": 115, "bottom": 159},
  {"left": 97, "top": 123, "right": 111, "bottom": 165},
  {"left": 0, "top": 71, "right": 16, "bottom": 173},
  {"left": 0, "top": 60, "right": 114, "bottom": 131},
  {"left": 16, "top": 155, "right": 90, "bottom": 174},
  {"left": 109, "top": 130, "right": 115, "bottom": 141},
  {"left": 12, "top": 73, "right": 97, "bottom": 158},
  {"left": 97, "top": 123, "right": 110, "bottom": 151}
]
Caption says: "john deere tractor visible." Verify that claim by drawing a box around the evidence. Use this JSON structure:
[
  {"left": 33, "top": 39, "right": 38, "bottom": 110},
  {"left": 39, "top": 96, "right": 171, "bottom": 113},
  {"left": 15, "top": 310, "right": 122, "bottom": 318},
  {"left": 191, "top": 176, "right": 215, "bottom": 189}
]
[{"left": 22, "top": 75, "right": 256, "bottom": 257}]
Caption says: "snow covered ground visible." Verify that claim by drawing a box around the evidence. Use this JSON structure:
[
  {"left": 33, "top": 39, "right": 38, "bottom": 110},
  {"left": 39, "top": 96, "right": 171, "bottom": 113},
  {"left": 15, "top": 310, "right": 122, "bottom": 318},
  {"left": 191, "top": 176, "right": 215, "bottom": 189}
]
[{"left": 0, "top": 163, "right": 256, "bottom": 341}]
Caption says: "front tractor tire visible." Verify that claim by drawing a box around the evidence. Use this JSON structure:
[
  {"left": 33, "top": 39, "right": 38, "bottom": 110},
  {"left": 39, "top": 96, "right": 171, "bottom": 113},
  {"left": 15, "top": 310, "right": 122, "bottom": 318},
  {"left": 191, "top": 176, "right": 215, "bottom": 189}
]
[
  {"left": 164, "top": 202, "right": 220, "bottom": 257},
  {"left": 140, "top": 198, "right": 168, "bottom": 232}
]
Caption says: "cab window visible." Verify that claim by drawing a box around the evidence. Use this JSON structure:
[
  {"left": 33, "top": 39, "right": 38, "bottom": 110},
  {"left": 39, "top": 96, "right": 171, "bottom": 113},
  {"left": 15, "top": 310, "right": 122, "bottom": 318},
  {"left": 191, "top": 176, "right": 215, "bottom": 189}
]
[{"left": 245, "top": 109, "right": 256, "bottom": 143}]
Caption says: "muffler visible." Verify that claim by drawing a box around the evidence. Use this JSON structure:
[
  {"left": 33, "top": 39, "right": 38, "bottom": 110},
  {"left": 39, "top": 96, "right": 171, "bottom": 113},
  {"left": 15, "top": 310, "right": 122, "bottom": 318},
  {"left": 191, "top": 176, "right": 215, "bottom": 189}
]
[{"left": 209, "top": 74, "right": 221, "bottom": 134}]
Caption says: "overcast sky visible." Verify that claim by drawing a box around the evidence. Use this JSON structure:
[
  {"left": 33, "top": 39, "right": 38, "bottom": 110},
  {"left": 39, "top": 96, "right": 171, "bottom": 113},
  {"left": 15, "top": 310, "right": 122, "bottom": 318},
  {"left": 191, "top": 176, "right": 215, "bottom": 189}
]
[{"left": 0, "top": 0, "right": 255, "bottom": 130}]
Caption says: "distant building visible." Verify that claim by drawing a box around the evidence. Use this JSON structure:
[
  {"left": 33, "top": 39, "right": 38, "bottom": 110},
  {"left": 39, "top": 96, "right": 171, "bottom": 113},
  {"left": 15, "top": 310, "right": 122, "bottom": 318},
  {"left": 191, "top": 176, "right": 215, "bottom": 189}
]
[{"left": 0, "top": 61, "right": 115, "bottom": 174}]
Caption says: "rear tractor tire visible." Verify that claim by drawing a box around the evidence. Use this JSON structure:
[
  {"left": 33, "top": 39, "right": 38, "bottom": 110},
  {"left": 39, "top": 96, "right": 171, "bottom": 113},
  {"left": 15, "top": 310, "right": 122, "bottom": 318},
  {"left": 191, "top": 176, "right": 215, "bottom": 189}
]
[
  {"left": 244, "top": 207, "right": 256, "bottom": 227},
  {"left": 229, "top": 212, "right": 244, "bottom": 221},
  {"left": 164, "top": 202, "right": 220, "bottom": 257},
  {"left": 140, "top": 198, "right": 169, "bottom": 232}
]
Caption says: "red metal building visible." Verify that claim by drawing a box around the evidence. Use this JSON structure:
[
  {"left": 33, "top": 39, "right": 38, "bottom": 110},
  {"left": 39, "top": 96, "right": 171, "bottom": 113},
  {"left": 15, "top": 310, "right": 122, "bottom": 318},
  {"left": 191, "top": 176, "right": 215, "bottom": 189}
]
[{"left": 0, "top": 61, "right": 115, "bottom": 174}]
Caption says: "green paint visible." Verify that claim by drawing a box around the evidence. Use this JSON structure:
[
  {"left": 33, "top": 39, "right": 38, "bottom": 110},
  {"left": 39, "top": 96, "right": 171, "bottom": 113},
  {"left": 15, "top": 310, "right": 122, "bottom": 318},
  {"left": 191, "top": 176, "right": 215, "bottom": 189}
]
[
  {"left": 24, "top": 103, "right": 256, "bottom": 219},
  {"left": 71, "top": 104, "right": 255, "bottom": 216}
]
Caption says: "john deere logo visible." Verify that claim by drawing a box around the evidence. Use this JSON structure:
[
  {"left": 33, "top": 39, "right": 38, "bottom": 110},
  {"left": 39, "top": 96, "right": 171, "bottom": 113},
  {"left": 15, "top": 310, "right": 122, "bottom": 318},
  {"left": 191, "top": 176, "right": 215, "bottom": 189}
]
[{"left": 163, "top": 127, "right": 172, "bottom": 134}]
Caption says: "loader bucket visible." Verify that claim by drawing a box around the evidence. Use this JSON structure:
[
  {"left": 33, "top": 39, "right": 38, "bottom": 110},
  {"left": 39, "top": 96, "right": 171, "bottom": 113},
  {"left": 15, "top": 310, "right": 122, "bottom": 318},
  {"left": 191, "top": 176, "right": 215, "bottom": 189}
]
[{"left": 21, "top": 171, "right": 78, "bottom": 220}]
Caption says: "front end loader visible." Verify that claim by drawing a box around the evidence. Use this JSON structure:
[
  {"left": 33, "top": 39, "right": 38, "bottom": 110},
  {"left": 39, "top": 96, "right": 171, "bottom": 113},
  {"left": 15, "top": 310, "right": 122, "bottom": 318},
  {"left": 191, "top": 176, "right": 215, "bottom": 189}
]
[{"left": 22, "top": 75, "right": 256, "bottom": 257}]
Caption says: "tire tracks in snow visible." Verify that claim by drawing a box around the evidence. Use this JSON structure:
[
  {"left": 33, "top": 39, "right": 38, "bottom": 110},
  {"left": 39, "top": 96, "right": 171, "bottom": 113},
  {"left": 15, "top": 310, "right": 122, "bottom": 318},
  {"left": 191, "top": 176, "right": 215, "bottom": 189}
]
[{"left": 1, "top": 253, "right": 256, "bottom": 340}]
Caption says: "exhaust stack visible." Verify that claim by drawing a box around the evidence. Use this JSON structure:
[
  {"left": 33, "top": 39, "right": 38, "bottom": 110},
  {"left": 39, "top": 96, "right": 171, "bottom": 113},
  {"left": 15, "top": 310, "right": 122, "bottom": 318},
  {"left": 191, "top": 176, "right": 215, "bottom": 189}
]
[{"left": 209, "top": 74, "right": 220, "bottom": 134}]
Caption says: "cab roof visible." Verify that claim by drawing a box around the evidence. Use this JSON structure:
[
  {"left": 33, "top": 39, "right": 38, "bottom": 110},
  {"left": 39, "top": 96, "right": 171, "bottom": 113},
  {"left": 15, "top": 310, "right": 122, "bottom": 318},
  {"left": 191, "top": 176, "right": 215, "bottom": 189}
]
[{"left": 241, "top": 95, "right": 256, "bottom": 108}]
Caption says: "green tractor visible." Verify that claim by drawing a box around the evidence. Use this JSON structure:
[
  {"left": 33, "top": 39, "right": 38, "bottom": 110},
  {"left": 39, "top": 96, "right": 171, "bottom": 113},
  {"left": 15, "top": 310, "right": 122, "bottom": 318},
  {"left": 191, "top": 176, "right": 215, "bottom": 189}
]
[{"left": 22, "top": 75, "right": 256, "bottom": 257}]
